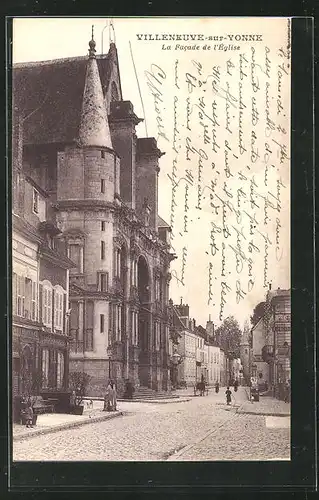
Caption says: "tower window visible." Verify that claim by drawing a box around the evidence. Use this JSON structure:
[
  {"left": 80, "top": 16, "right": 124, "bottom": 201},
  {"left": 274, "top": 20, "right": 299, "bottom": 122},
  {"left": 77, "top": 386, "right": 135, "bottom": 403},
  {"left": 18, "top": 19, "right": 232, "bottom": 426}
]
[
  {"left": 98, "top": 272, "right": 108, "bottom": 292},
  {"left": 101, "top": 221, "right": 105, "bottom": 231},
  {"left": 33, "top": 189, "right": 39, "bottom": 214},
  {"left": 100, "top": 314, "right": 105, "bottom": 333},
  {"left": 101, "top": 179, "right": 105, "bottom": 193},
  {"left": 101, "top": 150, "right": 105, "bottom": 159},
  {"left": 101, "top": 241, "right": 105, "bottom": 260}
]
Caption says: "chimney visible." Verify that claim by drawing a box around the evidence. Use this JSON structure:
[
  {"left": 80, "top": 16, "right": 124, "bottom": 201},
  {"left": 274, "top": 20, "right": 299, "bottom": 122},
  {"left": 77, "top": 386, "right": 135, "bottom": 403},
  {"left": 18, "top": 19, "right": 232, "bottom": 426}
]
[
  {"left": 109, "top": 100, "right": 143, "bottom": 209},
  {"left": 136, "top": 137, "right": 165, "bottom": 230}
]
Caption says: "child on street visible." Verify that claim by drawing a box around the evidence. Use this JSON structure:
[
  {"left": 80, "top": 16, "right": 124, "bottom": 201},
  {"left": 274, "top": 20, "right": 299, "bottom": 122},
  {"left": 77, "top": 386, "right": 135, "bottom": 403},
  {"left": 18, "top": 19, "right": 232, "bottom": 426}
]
[{"left": 225, "top": 386, "right": 232, "bottom": 405}]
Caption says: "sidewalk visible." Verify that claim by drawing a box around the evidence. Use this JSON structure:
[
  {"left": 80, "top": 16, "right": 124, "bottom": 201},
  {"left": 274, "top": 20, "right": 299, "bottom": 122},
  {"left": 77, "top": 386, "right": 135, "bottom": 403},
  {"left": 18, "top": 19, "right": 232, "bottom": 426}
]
[
  {"left": 238, "top": 396, "right": 290, "bottom": 416},
  {"left": 12, "top": 396, "right": 191, "bottom": 442},
  {"left": 13, "top": 406, "right": 122, "bottom": 442},
  {"left": 83, "top": 396, "right": 191, "bottom": 404}
]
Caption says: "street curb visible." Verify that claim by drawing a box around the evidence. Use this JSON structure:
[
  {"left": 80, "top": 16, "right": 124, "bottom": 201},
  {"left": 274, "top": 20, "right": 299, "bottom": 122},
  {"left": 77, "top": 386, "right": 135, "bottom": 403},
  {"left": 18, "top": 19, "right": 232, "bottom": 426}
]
[
  {"left": 118, "top": 398, "right": 191, "bottom": 404},
  {"left": 83, "top": 396, "right": 189, "bottom": 404},
  {"left": 13, "top": 411, "right": 123, "bottom": 442},
  {"left": 237, "top": 410, "right": 290, "bottom": 417}
]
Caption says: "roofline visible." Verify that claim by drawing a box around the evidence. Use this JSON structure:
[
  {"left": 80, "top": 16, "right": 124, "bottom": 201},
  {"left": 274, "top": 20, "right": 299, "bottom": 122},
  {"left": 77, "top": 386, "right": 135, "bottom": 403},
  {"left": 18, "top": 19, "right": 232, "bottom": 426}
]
[
  {"left": 251, "top": 314, "right": 264, "bottom": 331},
  {"left": 13, "top": 53, "right": 109, "bottom": 69}
]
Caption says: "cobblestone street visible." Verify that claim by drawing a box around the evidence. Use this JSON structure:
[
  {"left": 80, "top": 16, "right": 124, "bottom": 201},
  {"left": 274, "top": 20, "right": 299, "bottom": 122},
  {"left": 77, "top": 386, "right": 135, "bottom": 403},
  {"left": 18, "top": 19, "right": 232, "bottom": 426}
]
[{"left": 13, "top": 388, "right": 290, "bottom": 462}]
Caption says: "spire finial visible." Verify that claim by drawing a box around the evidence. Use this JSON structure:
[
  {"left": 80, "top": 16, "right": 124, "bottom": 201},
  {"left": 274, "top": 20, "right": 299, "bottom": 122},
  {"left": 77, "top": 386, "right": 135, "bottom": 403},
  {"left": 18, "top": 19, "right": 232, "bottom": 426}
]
[
  {"left": 88, "top": 25, "right": 96, "bottom": 58},
  {"left": 109, "top": 19, "right": 116, "bottom": 44}
]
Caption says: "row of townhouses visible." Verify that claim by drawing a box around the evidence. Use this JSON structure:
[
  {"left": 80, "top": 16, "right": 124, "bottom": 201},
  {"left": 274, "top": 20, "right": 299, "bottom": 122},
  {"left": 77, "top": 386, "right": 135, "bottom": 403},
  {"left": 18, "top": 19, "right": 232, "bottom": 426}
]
[
  {"left": 240, "top": 287, "right": 291, "bottom": 400},
  {"left": 169, "top": 302, "right": 242, "bottom": 388},
  {"left": 12, "top": 35, "right": 175, "bottom": 398}
]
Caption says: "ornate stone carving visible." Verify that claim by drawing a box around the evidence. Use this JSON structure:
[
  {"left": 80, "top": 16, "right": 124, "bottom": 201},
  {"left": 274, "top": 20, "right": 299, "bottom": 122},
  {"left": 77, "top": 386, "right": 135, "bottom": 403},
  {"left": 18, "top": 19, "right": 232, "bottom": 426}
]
[
  {"left": 111, "top": 276, "right": 124, "bottom": 297},
  {"left": 130, "top": 239, "right": 140, "bottom": 258},
  {"left": 130, "top": 285, "right": 139, "bottom": 303},
  {"left": 153, "top": 266, "right": 162, "bottom": 280},
  {"left": 113, "top": 234, "right": 126, "bottom": 249},
  {"left": 154, "top": 300, "right": 163, "bottom": 315}
]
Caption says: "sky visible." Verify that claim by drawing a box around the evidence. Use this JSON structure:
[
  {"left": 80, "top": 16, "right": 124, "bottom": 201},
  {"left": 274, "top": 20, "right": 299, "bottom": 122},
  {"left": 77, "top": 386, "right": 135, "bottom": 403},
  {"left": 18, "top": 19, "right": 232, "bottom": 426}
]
[{"left": 12, "top": 17, "right": 291, "bottom": 329}]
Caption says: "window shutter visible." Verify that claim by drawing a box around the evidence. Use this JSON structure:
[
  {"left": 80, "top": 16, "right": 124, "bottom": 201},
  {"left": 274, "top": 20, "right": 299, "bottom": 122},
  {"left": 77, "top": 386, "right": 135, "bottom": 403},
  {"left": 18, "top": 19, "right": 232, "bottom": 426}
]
[
  {"left": 12, "top": 273, "right": 17, "bottom": 315},
  {"left": 52, "top": 288, "right": 55, "bottom": 331},
  {"left": 63, "top": 293, "right": 67, "bottom": 334},
  {"left": 39, "top": 284, "right": 43, "bottom": 323}
]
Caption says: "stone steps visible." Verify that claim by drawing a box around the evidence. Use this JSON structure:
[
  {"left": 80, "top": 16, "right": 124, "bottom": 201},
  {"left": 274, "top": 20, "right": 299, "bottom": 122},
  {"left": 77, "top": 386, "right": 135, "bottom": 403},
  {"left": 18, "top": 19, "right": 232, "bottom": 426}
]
[{"left": 134, "top": 387, "right": 180, "bottom": 400}]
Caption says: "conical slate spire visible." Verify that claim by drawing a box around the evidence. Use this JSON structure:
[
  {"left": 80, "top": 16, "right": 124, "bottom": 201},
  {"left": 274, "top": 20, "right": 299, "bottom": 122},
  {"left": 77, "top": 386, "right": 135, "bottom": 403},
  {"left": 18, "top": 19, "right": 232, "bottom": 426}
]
[{"left": 79, "top": 27, "right": 113, "bottom": 149}]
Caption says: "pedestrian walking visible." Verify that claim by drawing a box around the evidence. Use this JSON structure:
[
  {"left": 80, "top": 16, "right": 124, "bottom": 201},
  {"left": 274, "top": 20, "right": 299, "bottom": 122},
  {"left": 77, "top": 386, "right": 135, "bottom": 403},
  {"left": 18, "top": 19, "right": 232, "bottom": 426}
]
[
  {"left": 234, "top": 379, "right": 238, "bottom": 392},
  {"left": 215, "top": 381, "right": 220, "bottom": 393},
  {"left": 25, "top": 399, "right": 34, "bottom": 428},
  {"left": 284, "top": 379, "right": 290, "bottom": 403},
  {"left": 225, "top": 386, "right": 232, "bottom": 405}
]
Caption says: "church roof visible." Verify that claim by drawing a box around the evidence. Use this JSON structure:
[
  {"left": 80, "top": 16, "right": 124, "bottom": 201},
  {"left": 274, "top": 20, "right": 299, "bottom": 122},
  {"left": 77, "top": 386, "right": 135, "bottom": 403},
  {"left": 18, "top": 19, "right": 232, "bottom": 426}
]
[
  {"left": 78, "top": 36, "right": 113, "bottom": 148},
  {"left": 13, "top": 52, "right": 114, "bottom": 145}
]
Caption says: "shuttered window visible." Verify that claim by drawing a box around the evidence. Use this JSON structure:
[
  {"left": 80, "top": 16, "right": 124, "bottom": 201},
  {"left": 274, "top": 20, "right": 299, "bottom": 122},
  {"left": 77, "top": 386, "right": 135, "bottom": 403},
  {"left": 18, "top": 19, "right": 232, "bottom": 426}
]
[
  {"left": 42, "top": 286, "right": 52, "bottom": 327},
  {"left": 54, "top": 290, "right": 64, "bottom": 331},
  {"left": 31, "top": 281, "right": 37, "bottom": 321},
  {"left": 12, "top": 273, "right": 17, "bottom": 315}
]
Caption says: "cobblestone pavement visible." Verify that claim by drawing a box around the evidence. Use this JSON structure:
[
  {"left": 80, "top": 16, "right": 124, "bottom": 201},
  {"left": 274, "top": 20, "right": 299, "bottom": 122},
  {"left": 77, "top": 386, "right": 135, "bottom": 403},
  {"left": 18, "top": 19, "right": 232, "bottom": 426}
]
[
  {"left": 238, "top": 396, "right": 290, "bottom": 416},
  {"left": 13, "top": 388, "right": 290, "bottom": 462}
]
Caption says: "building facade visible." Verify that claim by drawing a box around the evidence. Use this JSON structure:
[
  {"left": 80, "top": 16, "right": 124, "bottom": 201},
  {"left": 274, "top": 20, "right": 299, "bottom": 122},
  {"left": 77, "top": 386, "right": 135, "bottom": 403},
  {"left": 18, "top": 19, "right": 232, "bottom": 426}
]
[
  {"left": 176, "top": 328, "right": 197, "bottom": 386},
  {"left": 12, "top": 109, "right": 74, "bottom": 399},
  {"left": 251, "top": 287, "right": 291, "bottom": 398},
  {"left": 206, "top": 345, "right": 221, "bottom": 385},
  {"left": 13, "top": 35, "right": 174, "bottom": 396}
]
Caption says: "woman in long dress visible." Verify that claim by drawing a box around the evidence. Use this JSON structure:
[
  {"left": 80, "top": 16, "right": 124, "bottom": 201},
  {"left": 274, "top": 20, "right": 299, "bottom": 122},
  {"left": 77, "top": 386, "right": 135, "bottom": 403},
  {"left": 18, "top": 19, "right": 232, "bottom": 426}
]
[
  {"left": 104, "top": 381, "right": 113, "bottom": 411},
  {"left": 110, "top": 381, "right": 117, "bottom": 411}
]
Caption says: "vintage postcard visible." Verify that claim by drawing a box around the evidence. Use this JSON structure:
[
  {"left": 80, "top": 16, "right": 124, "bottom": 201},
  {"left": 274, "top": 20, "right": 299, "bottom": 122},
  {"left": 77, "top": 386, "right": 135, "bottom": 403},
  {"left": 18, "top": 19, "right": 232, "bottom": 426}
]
[{"left": 11, "top": 16, "right": 291, "bottom": 462}]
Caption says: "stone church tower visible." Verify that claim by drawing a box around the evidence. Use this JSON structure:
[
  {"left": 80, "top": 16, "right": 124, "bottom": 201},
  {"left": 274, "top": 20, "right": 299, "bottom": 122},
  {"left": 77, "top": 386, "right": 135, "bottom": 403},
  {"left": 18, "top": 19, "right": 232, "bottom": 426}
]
[
  {"left": 13, "top": 31, "right": 174, "bottom": 396},
  {"left": 240, "top": 322, "right": 251, "bottom": 384}
]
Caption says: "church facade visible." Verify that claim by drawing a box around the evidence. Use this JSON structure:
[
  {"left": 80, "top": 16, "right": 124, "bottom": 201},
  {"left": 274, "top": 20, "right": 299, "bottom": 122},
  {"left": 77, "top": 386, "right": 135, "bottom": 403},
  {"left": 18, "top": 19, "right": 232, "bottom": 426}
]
[{"left": 13, "top": 34, "right": 175, "bottom": 395}]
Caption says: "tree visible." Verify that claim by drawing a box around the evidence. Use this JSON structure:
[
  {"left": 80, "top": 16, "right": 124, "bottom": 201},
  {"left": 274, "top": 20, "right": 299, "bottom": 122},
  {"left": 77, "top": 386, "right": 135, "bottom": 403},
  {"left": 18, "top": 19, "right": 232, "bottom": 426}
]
[
  {"left": 250, "top": 301, "right": 266, "bottom": 327},
  {"left": 69, "top": 371, "right": 92, "bottom": 404},
  {"left": 215, "top": 316, "right": 242, "bottom": 359}
]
